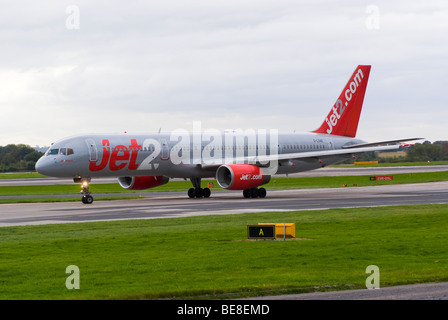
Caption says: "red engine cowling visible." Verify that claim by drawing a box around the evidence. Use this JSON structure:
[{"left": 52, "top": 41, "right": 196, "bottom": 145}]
[
  {"left": 118, "top": 176, "right": 169, "bottom": 190},
  {"left": 216, "top": 164, "right": 270, "bottom": 190}
]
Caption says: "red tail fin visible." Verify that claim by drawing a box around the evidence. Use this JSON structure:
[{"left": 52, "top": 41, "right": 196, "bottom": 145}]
[{"left": 313, "top": 65, "right": 371, "bottom": 137}]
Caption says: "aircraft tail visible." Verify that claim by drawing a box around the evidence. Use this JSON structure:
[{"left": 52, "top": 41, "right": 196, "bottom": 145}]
[{"left": 313, "top": 65, "right": 371, "bottom": 138}]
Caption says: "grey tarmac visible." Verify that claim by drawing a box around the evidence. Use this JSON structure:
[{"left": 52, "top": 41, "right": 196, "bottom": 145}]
[
  {"left": 1, "top": 181, "right": 447, "bottom": 227},
  {"left": 243, "top": 282, "right": 448, "bottom": 300}
]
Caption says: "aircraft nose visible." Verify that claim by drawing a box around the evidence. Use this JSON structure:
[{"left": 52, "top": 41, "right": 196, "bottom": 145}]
[{"left": 35, "top": 156, "right": 51, "bottom": 176}]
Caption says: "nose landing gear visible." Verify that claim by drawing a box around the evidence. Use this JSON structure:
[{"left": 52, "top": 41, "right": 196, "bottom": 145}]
[{"left": 80, "top": 179, "right": 94, "bottom": 204}]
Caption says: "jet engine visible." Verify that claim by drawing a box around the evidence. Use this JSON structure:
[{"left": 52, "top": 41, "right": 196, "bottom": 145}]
[
  {"left": 118, "top": 176, "right": 169, "bottom": 190},
  {"left": 216, "top": 164, "right": 270, "bottom": 190}
]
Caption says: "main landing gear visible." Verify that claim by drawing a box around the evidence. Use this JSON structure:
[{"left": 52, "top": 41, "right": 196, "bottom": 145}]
[
  {"left": 80, "top": 179, "right": 94, "bottom": 204},
  {"left": 188, "top": 177, "right": 211, "bottom": 198},
  {"left": 187, "top": 177, "right": 267, "bottom": 199},
  {"left": 243, "top": 187, "right": 267, "bottom": 199}
]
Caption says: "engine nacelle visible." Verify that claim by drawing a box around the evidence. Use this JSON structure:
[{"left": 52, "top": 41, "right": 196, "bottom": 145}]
[
  {"left": 216, "top": 164, "right": 270, "bottom": 190},
  {"left": 118, "top": 176, "right": 169, "bottom": 190}
]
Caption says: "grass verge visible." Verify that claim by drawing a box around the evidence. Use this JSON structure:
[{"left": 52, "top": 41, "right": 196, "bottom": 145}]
[
  {"left": 0, "top": 204, "right": 447, "bottom": 299},
  {"left": 336, "top": 161, "right": 448, "bottom": 167}
]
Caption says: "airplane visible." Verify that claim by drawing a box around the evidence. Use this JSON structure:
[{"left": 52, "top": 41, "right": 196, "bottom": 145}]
[{"left": 35, "top": 65, "right": 421, "bottom": 204}]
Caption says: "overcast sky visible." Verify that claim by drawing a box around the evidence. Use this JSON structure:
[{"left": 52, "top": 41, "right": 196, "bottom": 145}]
[{"left": 1, "top": 0, "right": 447, "bottom": 147}]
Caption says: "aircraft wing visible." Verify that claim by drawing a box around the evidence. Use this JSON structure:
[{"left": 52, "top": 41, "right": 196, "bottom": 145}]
[
  {"left": 248, "top": 138, "right": 424, "bottom": 164},
  {"left": 200, "top": 138, "right": 423, "bottom": 169},
  {"left": 252, "top": 144, "right": 400, "bottom": 164},
  {"left": 341, "top": 138, "right": 424, "bottom": 149}
]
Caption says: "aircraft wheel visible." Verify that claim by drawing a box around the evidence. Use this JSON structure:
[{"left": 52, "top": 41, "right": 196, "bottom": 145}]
[
  {"left": 195, "top": 187, "right": 204, "bottom": 198},
  {"left": 250, "top": 188, "right": 259, "bottom": 198},
  {"left": 243, "top": 189, "right": 250, "bottom": 198},
  {"left": 82, "top": 195, "right": 94, "bottom": 204},
  {"left": 188, "top": 188, "right": 195, "bottom": 198},
  {"left": 203, "top": 188, "right": 211, "bottom": 198},
  {"left": 258, "top": 188, "right": 267, "bottom": 198}
]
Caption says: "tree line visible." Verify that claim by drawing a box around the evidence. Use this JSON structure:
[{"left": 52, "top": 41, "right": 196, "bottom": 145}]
[
  {"left": 354, "top": 141, "right": 448, "bottom": 163},
  {"left": 0, "top": 141, "right": 447, "bottom": 172},
  {"left": 0, "top": 144, "right": 44, "bottom": 172}
]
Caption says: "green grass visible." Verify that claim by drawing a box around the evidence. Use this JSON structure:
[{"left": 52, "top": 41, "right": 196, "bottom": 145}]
[
  {"left": 269, "top": 171, "right": 448, "bottom": 189},
  {"left": 336, "top": 161, "right": 448, "bottom": 167},
  {"left": 0, "top": 204, "right": 447, "bottom": 299},
  {"left": 0, "top": 172, "right": 45, "bottom": 179}
]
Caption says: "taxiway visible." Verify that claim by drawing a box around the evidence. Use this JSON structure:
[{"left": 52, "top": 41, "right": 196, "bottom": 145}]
[{"left": 1, "top": 181, "right": 447, "bottom": 227}]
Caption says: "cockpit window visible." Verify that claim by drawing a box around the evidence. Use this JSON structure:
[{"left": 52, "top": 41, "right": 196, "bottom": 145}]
[
  {"left": 47, "top": 149, "right": 59, "bottom": 155},
  {"left": 46, "top": 148, "right": 74, "bottom": 156},
  {"left": 60, "top": 148, "right": 74, "bottom": 155}
]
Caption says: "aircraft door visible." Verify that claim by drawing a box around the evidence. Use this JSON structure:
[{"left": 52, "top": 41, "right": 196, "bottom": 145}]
[
  {"left": 328, "top": 138, "right": 334, "bottom": 150},
  {"left": 86, "top": 139, "right": 98, "bottom": 162},
  {"left": 160, "top": 139, "right": 170, "bottom": 160}
]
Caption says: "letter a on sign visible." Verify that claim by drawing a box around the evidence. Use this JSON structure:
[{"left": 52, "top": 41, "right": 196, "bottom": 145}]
[{"left": 247, "top": 225, "right": 275, "bottom": 239}]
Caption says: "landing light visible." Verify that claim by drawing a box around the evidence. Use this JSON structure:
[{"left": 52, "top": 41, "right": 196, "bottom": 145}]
[{"left": 82, "top": 181, "right": 89, "bottom": 188}]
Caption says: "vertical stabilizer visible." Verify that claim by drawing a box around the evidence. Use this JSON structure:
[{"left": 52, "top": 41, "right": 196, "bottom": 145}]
[{"left": 313, "top": 65, "right": 371, "bottom": 137}]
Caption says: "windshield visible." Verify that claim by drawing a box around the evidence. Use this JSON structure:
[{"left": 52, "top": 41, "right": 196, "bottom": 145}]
[
  {"left": 47, "top": 148, "right": 59, "bottom": 155},
  {"left": 59, "top": 148, "right": 74, "bottom": 155},
  {"left": 46, "top": 148, "right": 74, "bottom": 156}
]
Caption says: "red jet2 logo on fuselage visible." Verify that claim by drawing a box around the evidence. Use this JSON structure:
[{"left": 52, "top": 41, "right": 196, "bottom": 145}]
[{"left": 89, "top": 139, "right": 141, "bottom": 172}]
